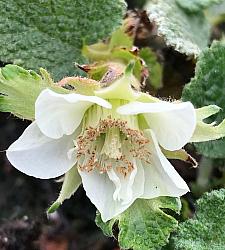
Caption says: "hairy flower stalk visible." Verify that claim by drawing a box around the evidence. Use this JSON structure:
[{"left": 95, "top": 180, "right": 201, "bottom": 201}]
[{"left": 6, "top": 61, "right": 225, "bottom": 222}]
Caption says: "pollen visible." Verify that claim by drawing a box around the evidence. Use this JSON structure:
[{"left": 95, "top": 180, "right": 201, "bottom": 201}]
[{"left": 76, "top": 116, "right": 150, "bottom": 177}]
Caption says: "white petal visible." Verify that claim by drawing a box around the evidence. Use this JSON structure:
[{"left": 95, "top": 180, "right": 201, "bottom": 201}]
[
  {"left": 117, "top": 101, "right": 196, "bottom": 150},
  {"left": 107, "top": 160, "right": 144, "bottom": 205},
  {"left": 35, "top": 89, "right": 112, "bottom": 139},
  {"left": 141, "top": 130, "right": 189, "bottom": 199},
  {"left": 6, "top": 122, "right": 77, "bottom": 179},
  {"left": 79, "top": 162, "right": 144, "bottom": 222}
]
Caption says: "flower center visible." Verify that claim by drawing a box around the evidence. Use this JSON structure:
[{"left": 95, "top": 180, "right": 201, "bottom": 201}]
[{"left": 76, "top": 100, "right": 150, "bottom": 176}]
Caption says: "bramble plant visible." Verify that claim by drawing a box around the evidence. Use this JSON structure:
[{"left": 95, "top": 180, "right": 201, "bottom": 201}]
[{"left": 1, "top": 0, "right": 225, "bottom": 249}]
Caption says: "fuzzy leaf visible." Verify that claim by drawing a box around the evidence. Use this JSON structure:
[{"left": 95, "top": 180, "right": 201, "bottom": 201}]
[
  {"left": 182, "top": 41, "right": 225, "bottom": 158},
  {"left": 96, "top": 197, "right": 181, "bottom": 250},
  {"left": 172, "top": 189, "right": 225, "bottom": 250},
  {"left": 0, "top": 65, "right": 68, "bottom": 120},
  {"left": 0, "top": 0, "right": 126, "bottom": 80},
  {"left": 145, "top": 0, "right": 210, "bottom": 56},
  {"left": 176, "top": 0, "right": 223, "bottom": 13}
]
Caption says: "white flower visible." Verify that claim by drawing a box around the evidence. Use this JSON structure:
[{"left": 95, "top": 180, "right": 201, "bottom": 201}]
[{"left": 6, "top": 86, "right": 196, "bottom": 222}]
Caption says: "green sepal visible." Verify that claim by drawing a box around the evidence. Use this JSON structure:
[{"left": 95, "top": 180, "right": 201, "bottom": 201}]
[
  {"left": 96, "top": 197, "right": 181, "bottom": 250},
  {"left": 57, "top": 76, "right": 100, "bottom": 95},
  {"left": 95, "top": 61, "right": 140, "bottom": 101},
  {"left": 47, "top": 166, "right": 81, "bottom": 214},
  {"left": 162, "top": 148, "right": 198, "bottom": 167},
  {"left": 136, "top": 92, "right": 161, "bottom": 103},
  {"left": 47, "top": 201, "right": 61, "bottom": 214},
  {"left": 0, "top": 65, "right": 69, "bottom": 120},
  {"left": 191, "top": 105, "right": 225, "bottom": 143}
]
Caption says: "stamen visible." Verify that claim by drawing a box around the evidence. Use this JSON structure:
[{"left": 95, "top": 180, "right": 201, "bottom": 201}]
[{"left": 77, "top": 117, "right": 150, "bottom": 176}]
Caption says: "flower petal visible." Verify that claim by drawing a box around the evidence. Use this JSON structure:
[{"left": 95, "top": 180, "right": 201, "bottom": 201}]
[
  {"left": 35, "top": 89, "right": 112, "bottom": 139},
  {"left": 6, "top": 122, "right": 77, "bottom": 179},
  {"left": 107, "top": 160, "right": 144, "bottom": 205},
  {"left": 117, "top": 101, "right": 196, "bottom": 150},
  {"left": 141, "top": 130, "right": 189, "bottom": 199},
  {"left": 79, "top": 161, "right": 144, "bottom": 222}
]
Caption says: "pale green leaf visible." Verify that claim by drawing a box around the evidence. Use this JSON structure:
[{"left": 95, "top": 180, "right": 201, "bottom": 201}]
[
  {"left": 182, "top": 41, "right": 225, "bottom": 158},
  {"left": 0, "top": 65, "right": 69, "bottom": 120},
  {"left": 96, "top": 197, "right": 181, "bottom": 250},
  {"left": 145, "top": 0, "right": 210, "bottom": 56},
  {"left": 172, "top": 189, "right": 225, "bottom": 250},
  {"left": 176, "top": 0, "right": 223, "bottom": 13},
  {"left": 0, "top": 0, "right": 126, "bottom": 80}
]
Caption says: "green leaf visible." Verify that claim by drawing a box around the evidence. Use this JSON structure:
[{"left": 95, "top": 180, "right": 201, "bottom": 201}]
[
  {"left": 172, "top": 189, "right": 225, "bottom": 250},
  {"left": 139, "top": 47, "right": 163, "bottom": 89},
  {"left": 48, "top": 166, "right": 81, "bottom": 214},
  {"left": 0, "top": 0, "right": 126, "bottom": 80},
  {"left": 0, "top": 65, "right": 68, "bottom": 120},
  {"left": 206, "top": 0, "right": 225, "bottom": 24},
  {"left": 176, "top": 0, "right": 223, "bottom": 13},
  {"left": 145, "top": 0, "right": 210, "bottom": 56},
  {"left": 96, "top": 197, "right": 181, "bottom": 250},
  {"left": 182, "top": 41, "right": 225, "bottom": 158}
]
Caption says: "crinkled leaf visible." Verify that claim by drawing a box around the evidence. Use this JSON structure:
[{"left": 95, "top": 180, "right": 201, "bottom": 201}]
[
  {"left": 176, "top": 0, "right": 223, "bottom": 13},
  {"left": 172, "top": 189, "right": 225, "bottom": 250},
  {"left": 0, "top": 0, "right": 126, "bottom": 80},
  {"left": 96, "top": 197, "right": 181, "bottom": 250},
  {"left": 0, "top": 65, "right": 69, "bottom": 120},
  {"left": 139, "top": 47, "right": 162, "bottom": 89},
  {"left": 182, "top": 41, "right": 225, "bottom": 158},
  {"left": 145, "top": 0, "right": 210, "bottom": 56}
]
